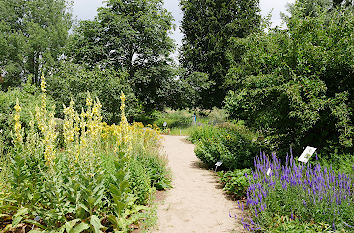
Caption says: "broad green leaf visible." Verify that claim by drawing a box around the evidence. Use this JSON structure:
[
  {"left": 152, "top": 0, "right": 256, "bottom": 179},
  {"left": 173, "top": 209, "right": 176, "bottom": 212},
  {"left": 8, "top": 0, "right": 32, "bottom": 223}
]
[
  {"left": 64, "top": 219, "right": 80, "bottom": 233},
  {"left": 12, "top": 207, "right": 28, "bottom": 226},
  {"left": 71, "top": 222, "right": 89, "bottom": 233},
  {"left": 90, "top": 215, "right": 103, "bottom": 233},
  {"left": 24, "top": 219, "right": 46, "bottom": 229}
]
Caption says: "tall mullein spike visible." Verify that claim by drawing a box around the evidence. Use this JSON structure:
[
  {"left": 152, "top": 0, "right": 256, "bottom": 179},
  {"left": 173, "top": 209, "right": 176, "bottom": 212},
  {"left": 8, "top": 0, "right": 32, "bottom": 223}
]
[{"left": 40, "top": 74, "right": 46, "bottom": 93}]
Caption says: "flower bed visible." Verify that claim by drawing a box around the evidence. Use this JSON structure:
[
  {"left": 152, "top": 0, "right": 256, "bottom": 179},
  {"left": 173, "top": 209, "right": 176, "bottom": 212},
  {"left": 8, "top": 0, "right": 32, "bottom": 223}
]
[
  {"left": 0, "top": 77, "right": 170, "bottom": 232},
  {"left": 240, "top": 152, "right": 353, "bottom": 232}
]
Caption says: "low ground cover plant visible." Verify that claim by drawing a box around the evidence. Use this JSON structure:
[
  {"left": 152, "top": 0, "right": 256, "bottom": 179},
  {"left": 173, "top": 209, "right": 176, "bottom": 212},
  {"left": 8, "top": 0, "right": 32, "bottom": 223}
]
[
  {"left": 239, "top": 152, "right": 353, "bottom": 232},
  {"left": 0, "top": 77, "right": 170, "bottom": 232}
]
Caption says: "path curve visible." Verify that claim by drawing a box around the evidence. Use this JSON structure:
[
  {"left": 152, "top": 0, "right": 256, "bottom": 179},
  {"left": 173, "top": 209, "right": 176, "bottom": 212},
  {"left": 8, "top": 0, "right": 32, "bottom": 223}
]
[{"left": 154, "top": 135, "right": 243, "bottom": 233}]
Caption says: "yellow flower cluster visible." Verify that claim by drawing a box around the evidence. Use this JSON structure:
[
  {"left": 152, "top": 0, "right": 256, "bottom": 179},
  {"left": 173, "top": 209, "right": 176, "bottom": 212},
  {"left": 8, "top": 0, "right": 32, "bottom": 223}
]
[
  {"left": 62, "top": 93, "right": 104, "bottom": 163},
  {"left": 13, "top": 84, "right": 162, "bottom": 168},
  {"left": 13, "top": 98, "right": 23, "bottom": 144},
  {"left": 35, "top": 75, "right": 58, "bottom": 164}
]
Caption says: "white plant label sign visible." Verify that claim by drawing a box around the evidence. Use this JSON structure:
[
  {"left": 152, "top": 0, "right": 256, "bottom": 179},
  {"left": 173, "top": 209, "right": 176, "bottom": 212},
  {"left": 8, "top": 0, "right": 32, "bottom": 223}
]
[
  {"left": 298, "top": 146, "right": 317, "bottom": 163},
  {"left": 266, "top": 168, "right": 272, "bottom": 176},
  {"left": 214, "top": 161, "right": 223, "bottom": 172},
  {"left": 215, "top": 161, "right": 223, "bottom": 167}
]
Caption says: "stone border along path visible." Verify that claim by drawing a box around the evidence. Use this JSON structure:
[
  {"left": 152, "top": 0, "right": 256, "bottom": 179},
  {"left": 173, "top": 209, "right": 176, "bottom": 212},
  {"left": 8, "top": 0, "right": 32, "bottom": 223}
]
[{"left": 153, "top": 135, "right": 243, "bottom": 233}]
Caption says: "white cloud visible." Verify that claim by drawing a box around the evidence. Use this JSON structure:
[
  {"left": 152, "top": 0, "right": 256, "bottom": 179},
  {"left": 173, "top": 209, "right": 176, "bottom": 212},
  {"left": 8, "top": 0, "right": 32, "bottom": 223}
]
[
  {"left": 260, "top": 0, "right": 295, "bottom": 28},
  {"left": 72, "top": 0, "right": 103, "bottom": 20}
]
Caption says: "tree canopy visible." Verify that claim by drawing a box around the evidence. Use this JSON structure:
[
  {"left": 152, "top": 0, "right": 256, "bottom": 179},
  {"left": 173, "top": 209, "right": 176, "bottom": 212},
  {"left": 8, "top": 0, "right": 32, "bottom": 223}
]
[
  {"left": 180, "top": 0, "right": 261, "bottom": 109},
  {"left": 0, "top": 0, "right": 72, "bottom": 90},
  {"left": 67, "top": 0, "right": 176, "bottom": 112},
  {"left": 225, "top": 1, "right": 353, "bottom": 154}
]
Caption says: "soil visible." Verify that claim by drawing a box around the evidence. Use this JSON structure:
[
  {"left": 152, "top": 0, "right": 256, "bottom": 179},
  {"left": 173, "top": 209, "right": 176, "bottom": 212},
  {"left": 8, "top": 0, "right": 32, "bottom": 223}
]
[{"left": 153, "top": 135, "right": 243, "bottom": 233}]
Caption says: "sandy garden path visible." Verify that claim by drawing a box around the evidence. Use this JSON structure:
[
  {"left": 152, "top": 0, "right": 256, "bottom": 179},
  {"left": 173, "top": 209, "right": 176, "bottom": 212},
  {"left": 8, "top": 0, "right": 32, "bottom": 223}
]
[{"left": 153, "top": 135, "right": 243, "bottom": 233}]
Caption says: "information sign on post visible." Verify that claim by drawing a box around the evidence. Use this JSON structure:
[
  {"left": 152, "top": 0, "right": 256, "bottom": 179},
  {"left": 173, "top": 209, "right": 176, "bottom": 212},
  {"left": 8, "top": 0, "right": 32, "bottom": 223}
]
[
  {"left": 215, "top": 161, "right": 223, "bottom": 171},
  {"left": 298, "top": 146, "right": 317, "bottom": 163}
]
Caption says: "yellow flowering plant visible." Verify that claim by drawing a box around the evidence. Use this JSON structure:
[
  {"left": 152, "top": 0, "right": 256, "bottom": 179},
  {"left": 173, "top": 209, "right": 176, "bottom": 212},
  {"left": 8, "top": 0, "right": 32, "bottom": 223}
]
[{"left": 1, "top": 82, "right": 170, "bottom": 232}]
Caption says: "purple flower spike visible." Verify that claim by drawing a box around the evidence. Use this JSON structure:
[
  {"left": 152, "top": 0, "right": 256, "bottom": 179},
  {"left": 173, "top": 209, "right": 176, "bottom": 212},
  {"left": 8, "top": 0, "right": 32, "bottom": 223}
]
[
  {"left": 343, "top": 222, "right": 354, "bottom": 228},
  {"left": 245, "top": 151, "right": 352, "bottom": 231}
]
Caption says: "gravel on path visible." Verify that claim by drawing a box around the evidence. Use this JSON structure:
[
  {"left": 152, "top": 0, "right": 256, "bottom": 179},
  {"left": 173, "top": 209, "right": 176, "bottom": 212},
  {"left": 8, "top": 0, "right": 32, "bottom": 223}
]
[{"left": 153, "top": 135, "right": 243, "bottom": 233}]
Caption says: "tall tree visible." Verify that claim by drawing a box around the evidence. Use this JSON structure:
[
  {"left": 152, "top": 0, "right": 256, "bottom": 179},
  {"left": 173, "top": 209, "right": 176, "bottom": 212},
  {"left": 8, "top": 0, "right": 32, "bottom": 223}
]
[
  {"left": 180, "top": 0, "right": 261, "bottom": 109},
  {"left": 68, "top": 0, "right": 176, "bottom": 112},
  {"left": 0, "top": 0, "right": 72, "bottom": 90}
]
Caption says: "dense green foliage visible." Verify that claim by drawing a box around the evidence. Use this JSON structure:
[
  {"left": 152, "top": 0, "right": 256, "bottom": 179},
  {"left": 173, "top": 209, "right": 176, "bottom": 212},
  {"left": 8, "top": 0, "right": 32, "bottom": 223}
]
[
  {"left": 128, "top": 159, "right": 152, "bottom": 205},
  {"left": 1, "top": 0, "right": 180, "bottom": 122},
  {"left": 180, "top": 0, "right": 261, "bottom": 108},
  {"left": 315, "top": 153, "right": 354, "bottom": 176},
  {"left": 190, "top": 124, "right": 266, "bottom": 170},
  {"left": 67, "top": 0, "right": 177, "bottom": 112},
  {"left": 217, "top": 169, "right": 251, "bottom": 199},
  {"left": 225, "top": 2, "right": 354, "bottom": 155},
  {"left": 135, "top": 150, "right": 171, "bottom": 190},
  {"left": 0, "top": 0, "right": 72, "bottom": 89}
]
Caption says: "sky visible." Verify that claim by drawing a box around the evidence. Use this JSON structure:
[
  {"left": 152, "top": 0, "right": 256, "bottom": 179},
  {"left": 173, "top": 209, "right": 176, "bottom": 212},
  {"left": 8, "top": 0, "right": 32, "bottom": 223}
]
[{"left": 72, "top": 0, "right": 296, "bottom": 48}]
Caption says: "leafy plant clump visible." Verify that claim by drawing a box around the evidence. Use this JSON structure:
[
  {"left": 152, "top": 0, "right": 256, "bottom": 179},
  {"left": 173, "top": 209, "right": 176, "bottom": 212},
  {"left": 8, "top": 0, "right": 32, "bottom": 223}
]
[
  {"left": 0, "top": 77, "right": 170, "bottom": 232},
  {"left": 239, "top": 152, "right": 353, "bottom": 232},
  {"left": 217, "top": 169, "right": 251, "bottom": 199}
]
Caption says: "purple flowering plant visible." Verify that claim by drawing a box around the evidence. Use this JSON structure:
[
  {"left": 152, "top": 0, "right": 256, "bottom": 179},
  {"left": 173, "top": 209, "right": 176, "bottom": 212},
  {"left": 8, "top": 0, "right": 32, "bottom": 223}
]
[{"left": 240, "top": 151, "right": 353, "bottom": 231}]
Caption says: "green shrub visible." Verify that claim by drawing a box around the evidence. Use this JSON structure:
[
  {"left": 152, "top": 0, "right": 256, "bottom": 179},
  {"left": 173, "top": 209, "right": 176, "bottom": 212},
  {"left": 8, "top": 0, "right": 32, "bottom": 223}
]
[
  {"left": 316, "top": 153, "right": 354, "bottom": 178},
  {"left": 217, "top": 169, "right": 251, "bottom": 199},
  {"left": 191, "top": 124, "right": 266, "bottom": 170}
]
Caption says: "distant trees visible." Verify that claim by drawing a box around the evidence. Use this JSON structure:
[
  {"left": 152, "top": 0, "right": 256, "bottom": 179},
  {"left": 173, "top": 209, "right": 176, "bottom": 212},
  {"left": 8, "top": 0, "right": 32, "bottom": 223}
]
[
  {"left": 67, "top": 0, "right": 176, "bottom": 113},
  {"left": 0, "top": 0, "right": 72, "bottom": 90},
  {"left": 180, "top": 0, "right": 261, "bottom": 109}
]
